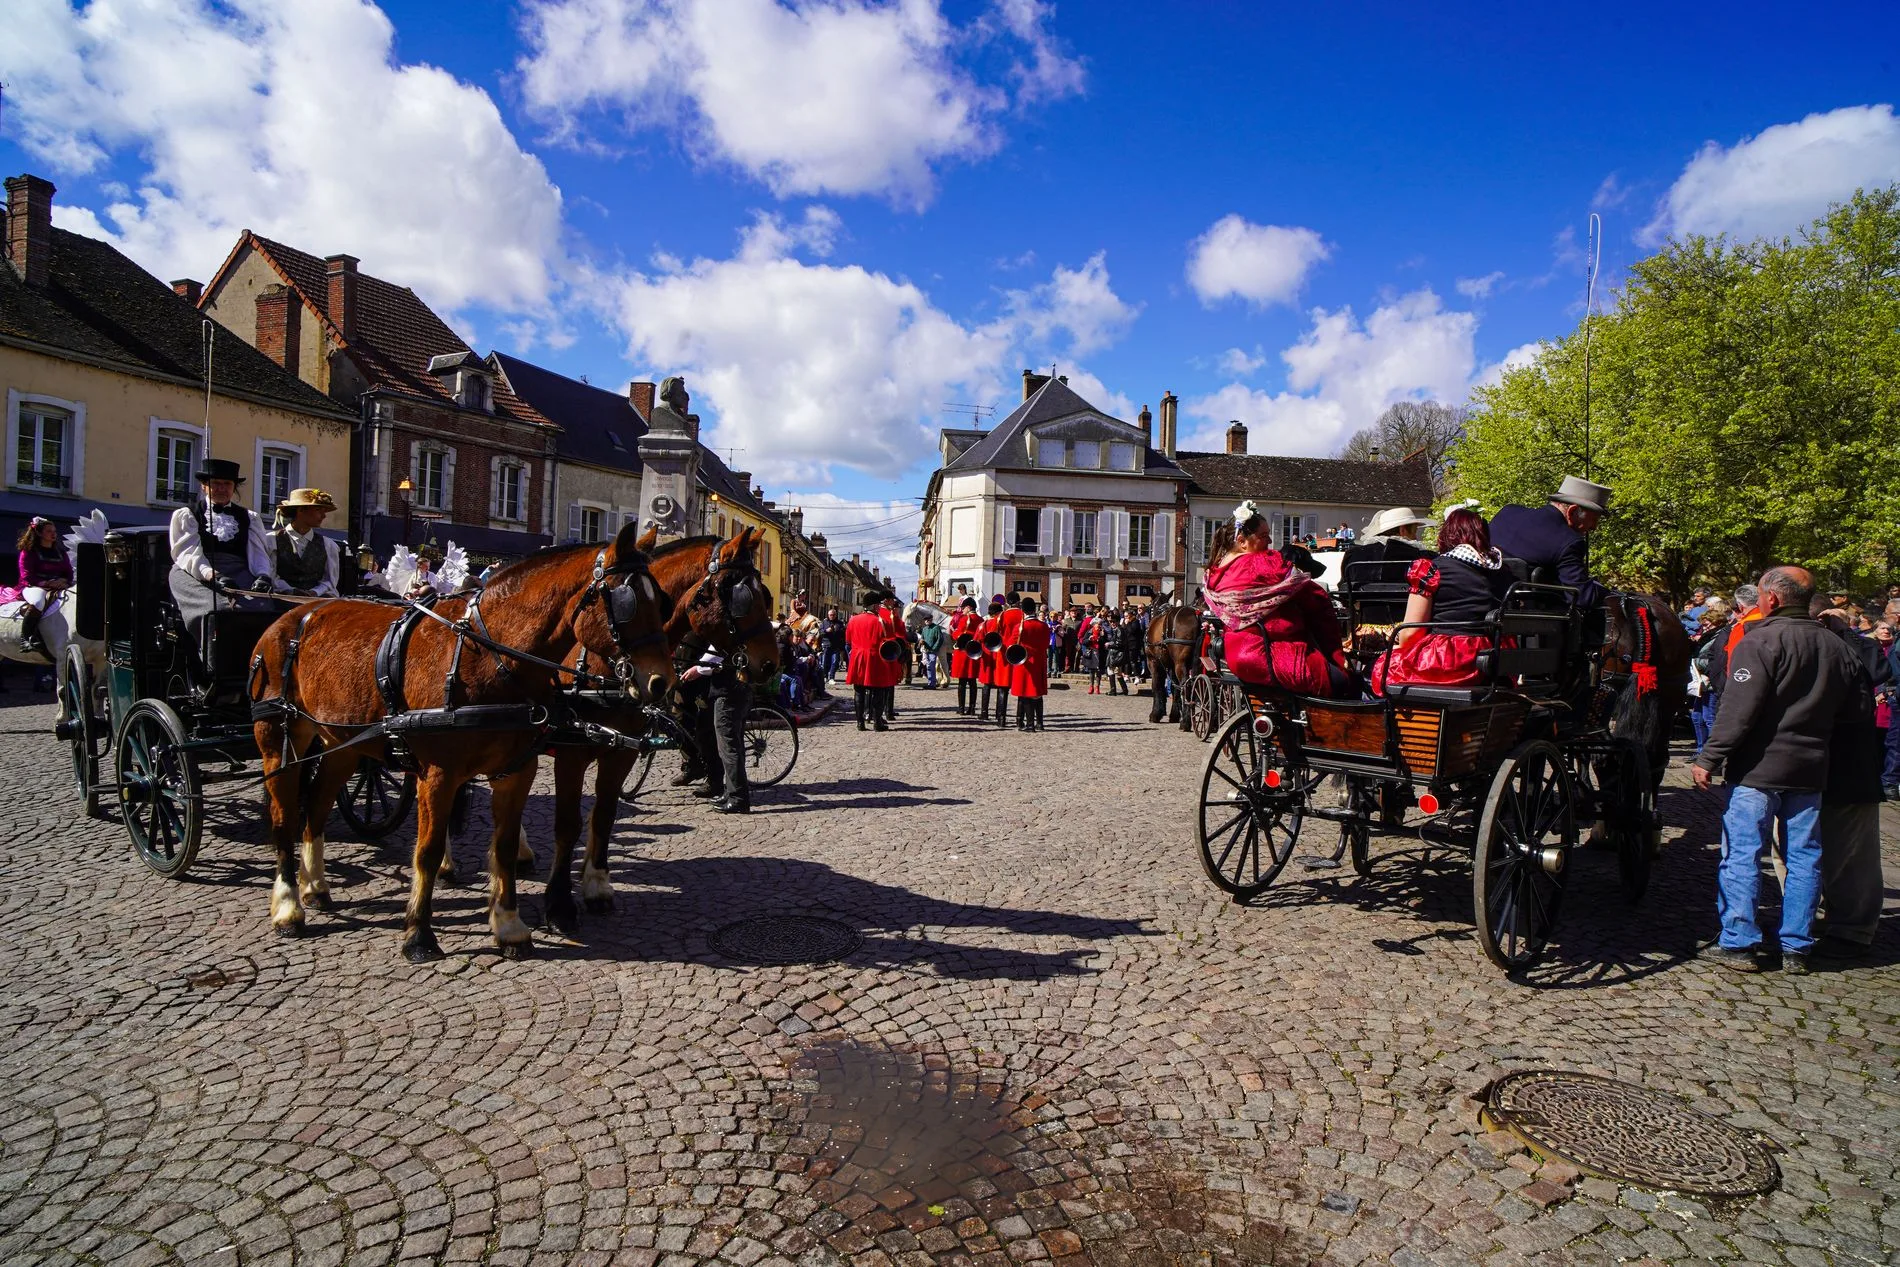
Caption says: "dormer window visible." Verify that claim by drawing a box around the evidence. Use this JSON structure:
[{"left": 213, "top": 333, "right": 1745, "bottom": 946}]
[
  {"left": 1108, "top": 441, "right": 1138, "bottom": 470},
  {"left": 455, "top": 370, "right": 490, "bottom": 412},
  {"left": 427, "top": 352, "right": 495, "bottom": 413}
]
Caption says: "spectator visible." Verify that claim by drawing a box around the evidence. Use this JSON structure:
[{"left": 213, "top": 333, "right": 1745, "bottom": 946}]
[
  {"left": 5, "top": 517, "right": 72, "bottom": 658},
  {"left": 1680, "top": 586, "right": 1713, "bottom": 633},
  {"left": 1058, "top": 608, "right": 1079, "bottom": 676},
  {"left": 1692, "top": 566, "right": 1859, "bottom": 974},
  {"left": 1813, "top": 610, "right": 1889, "bottom": 959},
  {"left": 1707, "top": 583, "right": 1761, "bottom": 707},
  {"left": 818, "top": 607, "right": 847, "bottom": 682},
  {"left": 1688, "top": 598, "right": 1732, "bottom": 748},
  {"left": 917, "top": 616, "right": 944, "bottom": 688},
  {"left": 1876, "top": 620, "right": 1900, "bottom": 798}
]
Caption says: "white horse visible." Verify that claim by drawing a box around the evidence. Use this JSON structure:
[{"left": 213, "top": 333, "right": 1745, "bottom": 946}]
[{"left": 1, "top": 511, "right": 109, "bottom": 725}]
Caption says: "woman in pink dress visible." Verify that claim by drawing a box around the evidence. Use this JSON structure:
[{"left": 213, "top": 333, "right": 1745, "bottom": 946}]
[{"left": 1202, "top": 501, "right": 1351, "bottom": 697}]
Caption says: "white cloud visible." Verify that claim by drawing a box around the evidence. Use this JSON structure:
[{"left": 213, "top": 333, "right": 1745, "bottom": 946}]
[
  {"left": 591, "top": 214, "right": 1135, "bottom": 486},
  {"left": 1646, "top": 104, "right": 1900, "bottom": 244},
  {"left": 783, "top": 492, "right": 922, "bottom": 594},
  {"left": 3, "top": 0, "right": 567, "bottom": 315},
  {"left": 1591, "top": 173, "right": 1630, "bottom": 211},
  {"left": 1216, "top": 346, "right": 1266, "bottom": 376},
  {"left": 1185, "top": 215, "right": 1329, "bottom": 308},
  {"left": 516, "top": 0, "right": 1082, "bottom": 206},
  {"left": 1473, "top": 340, "right": 1545, "bottom": 389},
  {"left": 1182, "top": 289, "right": 1478, "bottom": 456},
  {"left": 1455, "top": 271, "right": 1505, "bottom": 300}
]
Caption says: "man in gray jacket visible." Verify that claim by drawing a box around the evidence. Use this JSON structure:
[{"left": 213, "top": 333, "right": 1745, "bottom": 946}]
[{"left": 1692, "top": 567, "right": 1860, "bottom": 973}]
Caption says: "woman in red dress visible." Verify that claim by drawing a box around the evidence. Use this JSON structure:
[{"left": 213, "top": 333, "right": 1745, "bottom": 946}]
[
  {"left": 1372, "top": 507, "right": 1512, "bottom": 693},
  {"left": 1202, "top": 501, "right": 1351, "bottom": 697}
]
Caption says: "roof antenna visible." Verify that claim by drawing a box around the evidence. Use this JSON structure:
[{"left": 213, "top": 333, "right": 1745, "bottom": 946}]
[{"left": 1580, "top": 212, "right": 1602, "bottom": 478}]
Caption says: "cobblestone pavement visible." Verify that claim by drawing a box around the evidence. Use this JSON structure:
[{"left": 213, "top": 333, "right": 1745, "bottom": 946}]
[{"left": 0, "top": 679, "right": 1896, "bottom": 1267}]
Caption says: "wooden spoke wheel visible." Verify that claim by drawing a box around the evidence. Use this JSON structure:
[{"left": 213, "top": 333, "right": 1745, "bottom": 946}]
[
  {"left": 1195, "top": 713, "right": 1307, "bottom": 900},
  {"left": 335, "top": 758, "right": 416, "bottom": 841},
  {"left": 1595, "top": 737, "right": 1657, "bottom": 903},
  {"left": 116, "top": 700, "right": 202, "bottom": 880},
  {"left": 57, "top": 646, "right": 106, "bottom": 820},
  {"left": 742, "top": 702, "right": 799, "bottom": 787},
  {"left": 1473, "top": 739, "right": 1574, "bottom": 972},
  {"left": 1188, "top": 675, "right": 1218, "bottom": 742}
]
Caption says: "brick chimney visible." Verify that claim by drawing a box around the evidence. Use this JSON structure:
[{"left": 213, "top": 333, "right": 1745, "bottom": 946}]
[
  {"left": 1225, "top": 420, "right": 1248, "bottom": 454},
  {"left": 1138, "top": 403, "right": 1153, "bottom": 447},
  {"left": 1158, "top": 391, "right": 1178, "bottom": 459},
  {"left": 172, "top": 278, "right": 203, "bottom": 304},
  {"left": 753, "top": 485, "right": 765, "bottom": 501},
  {"left": 5, "top": 175, "right": 56, "bottom": 289},
  {"left": 788, "top": 508, "right": 804, "bottom": 537},
  {"left": 255, "top": 284, "right": 301, "bottom": 377},
  {"left": 1021, "top": 368, "right": 1052, "bottom": 401},
  {"left": 732, "top": 471, "right": 751, "bottom": 490},
  {"left": 324, "top": 254, "right": 358, "bottom": 340},
  {"left": 628, "top": 380, "right": 656, "bottom": 420}
]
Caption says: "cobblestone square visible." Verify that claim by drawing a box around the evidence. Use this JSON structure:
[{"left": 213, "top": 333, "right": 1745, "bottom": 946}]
[{"left": 0, "top": 682, "right": 1895, "bottom": 1266}]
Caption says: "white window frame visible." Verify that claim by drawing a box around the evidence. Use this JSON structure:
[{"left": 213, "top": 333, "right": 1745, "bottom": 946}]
[
  {"left": 569, "top": 499, "right": 613, "bottom": 543},
  {"left": 148, "top": 417, "right": 206, "bottom": 507},
  {"left": 1012, "top": 506, "right": 1041, "bottom": 555},
  {"left": 491, "top": 456, "right": 527, "bottom": 523},
  {"left": 947, "top": 504, "right": 977, "bottom": 558},
  {"left": 411, "top": 443, "right": 454, "bottom": 512},
  {"left": 1072, "top": 510, "right": 1098, "bottom": 557},
  {"left": 7, "top": 390, "right": 86, "bottom": 495},
  {"left": 1128, "top": 512, "right": 1153, "bottom": 560},
  {"left": 254, "top": 437, "right": 306, "bottom": 522}
]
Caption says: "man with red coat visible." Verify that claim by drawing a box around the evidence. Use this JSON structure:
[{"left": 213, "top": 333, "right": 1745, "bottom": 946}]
[
  {"left": 845, "top": 590, "right": 892, "bottom": 732},
  {"left": 990, "top": 592, "right": 1025, "bottom": 729},
  {"left": 977, "top": 597, "right": 1006, "bottom": 723},
  {"left": 876, "top": 593, "right": 908, "bottom": 722},
  {"left": 948, "top": 596, "right": 983, "bottom": 715},
  {"left": 1008, "top": 596, "right": 1052, "bottom": 731}
]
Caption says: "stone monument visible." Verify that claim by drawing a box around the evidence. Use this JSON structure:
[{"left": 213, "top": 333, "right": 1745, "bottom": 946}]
[{"left": 636, "top": 375, "right": 703, "bottom": 543}]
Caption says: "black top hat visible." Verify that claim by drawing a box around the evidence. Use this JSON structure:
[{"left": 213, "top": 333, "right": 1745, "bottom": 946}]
[
  {"left": 194, "top": 457, "right": 245, "bottom": 485},
  {"left": 858, "top": 590, "right": 881, "bottom": 608}
]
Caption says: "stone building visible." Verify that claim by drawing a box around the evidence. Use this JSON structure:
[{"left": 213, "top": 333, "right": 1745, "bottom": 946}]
[{"left": 492, "top": 353, "right": 645, "bottom": 545}]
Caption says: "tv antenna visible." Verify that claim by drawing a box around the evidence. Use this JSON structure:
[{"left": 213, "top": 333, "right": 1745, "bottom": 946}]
[
  {"left": 719, "top": 446, "right": 746, "bottom": 467},
  {"left": 943, "top": 403, "right": 996, "bottom": 428}
]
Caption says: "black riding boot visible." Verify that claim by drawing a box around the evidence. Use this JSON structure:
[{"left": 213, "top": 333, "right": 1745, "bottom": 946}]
[
  {"left": 995, "top": 691, "right": 1009, "bottom": 727},
  {"left": 17, "top": 606, "right": 47, "bottom": 659},
  {"left": 979, "top": 685, "right": 992, "bottom": 720},
  {"left": 854, "top": 686, "right": 868, "bottom": 730}
]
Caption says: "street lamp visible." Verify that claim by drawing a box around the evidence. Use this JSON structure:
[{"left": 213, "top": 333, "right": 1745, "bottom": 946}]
[{"left": 397, "top": 476, "right": 414, "bottom": 545}]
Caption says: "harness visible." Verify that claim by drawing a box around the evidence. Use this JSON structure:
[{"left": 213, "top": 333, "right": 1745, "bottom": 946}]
[{"left": 671, "top": 545, "right": 773, "bottom": 682}]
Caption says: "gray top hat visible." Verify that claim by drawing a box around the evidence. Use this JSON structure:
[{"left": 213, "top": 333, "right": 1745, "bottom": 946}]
[{"left": 1552, "top": 475, "right": 1613, "bottom": 516}]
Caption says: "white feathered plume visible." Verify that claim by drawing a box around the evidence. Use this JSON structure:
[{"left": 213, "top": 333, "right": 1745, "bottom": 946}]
[
  {"left": 367, "top": 541, "right": 469, "bottom": 597},
  {"left": 368, "top": 545, "right": 420, "bottom": 597},
  {"left": 62, "top": 509, "right": 110, "bottom": 564},
  {"left": 437, "top": 542, "right": 471, "bottom": 593}
]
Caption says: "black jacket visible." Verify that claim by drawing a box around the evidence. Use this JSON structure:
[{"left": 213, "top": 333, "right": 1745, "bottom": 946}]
[
  {"left": 1694, "top": 610, "right": 1859, "bottom": 791},
  {"left": 1489, "top": 503, "right": 1602, "bottom": 608}
]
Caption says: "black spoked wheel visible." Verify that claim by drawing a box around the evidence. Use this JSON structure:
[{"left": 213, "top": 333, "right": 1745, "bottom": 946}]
[
  {"left": 743, "top": 702, "right": 799, "bottom": 787},
  {"left": 116, "top": 700, "right": 202, "bottom": 880},
  {"left": 58, "top": 646, "right": 106, "bottom": 819},
  {"left": 1188, "top": 675, "right": 1217, "bottom": 741},
  {"left": 1341, "top": 777, "right": 1373, "bottom": 878},
  {"left": 1593, "top": 737, "right": 1657, "bottom": 903},
  {"left": 1473, "top": 739, "right": 1574, "bottom": 972},
  {"left": 335, "top": 758, "right": 416, "bottom": 840},
  {"left": 1195, "top": 713, "right": 1307, "bottom": 900}
]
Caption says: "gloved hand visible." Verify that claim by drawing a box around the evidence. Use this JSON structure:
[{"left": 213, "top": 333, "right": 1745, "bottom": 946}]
[
  {"left": 199, "top": 564, "right": 217, "bottom": 583},
  {"left": 252, "top": 574, "right": 274, "bottom": 592}
]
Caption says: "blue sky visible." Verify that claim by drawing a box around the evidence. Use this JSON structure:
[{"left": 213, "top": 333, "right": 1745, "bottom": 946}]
[{"left": 6, "top": 0, "right": 1899, "bottom": 584}]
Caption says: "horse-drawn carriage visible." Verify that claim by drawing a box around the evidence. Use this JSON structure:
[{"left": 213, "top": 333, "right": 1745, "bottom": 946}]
[
  {"left": 1192, "top": 562, "right": 1660, "bottom": 972},
  {"left": 57, "top": 527, "right": 413, "bottom": 877}
]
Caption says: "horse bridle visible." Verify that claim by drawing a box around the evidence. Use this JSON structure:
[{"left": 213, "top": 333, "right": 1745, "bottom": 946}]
[
  {"left": 582, "top": 549, "right": 672, "bottom": 691},
  {"left": 679, "top": 550, "right": 773, "bottom": 676}
]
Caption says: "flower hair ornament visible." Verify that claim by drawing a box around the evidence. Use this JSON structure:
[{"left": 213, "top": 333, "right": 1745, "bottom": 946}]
[
  {"left": 1232, "top": 499, "right": 1261, "bottom": 526},
  {"left": 1443, "top": 498, "right": 1482, "bottom": 519}
]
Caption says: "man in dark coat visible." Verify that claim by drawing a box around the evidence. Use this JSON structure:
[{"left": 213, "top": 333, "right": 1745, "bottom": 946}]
[{"left": 1488, "top": 475, "right": 1612, "bottom": 607}]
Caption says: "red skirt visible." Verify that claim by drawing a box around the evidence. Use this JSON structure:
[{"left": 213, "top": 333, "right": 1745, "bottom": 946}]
[{"left": 1372, "top": 632, "right": 1491, "bottom": 694}]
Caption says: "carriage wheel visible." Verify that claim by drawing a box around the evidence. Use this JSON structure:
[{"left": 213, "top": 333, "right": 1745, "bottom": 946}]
[
  {"left": 1595, "top": 737, "right": 1656, "bottom": 903},
  {"left": 58, "top": 646, "right": 106, "bottom": 819},
  {"left": 742, "top": 702, "right": 800, "bottom": 787},
  {"left": 1341, "top": 777, "right": 1374, "bottom": 878},
  {"left": 1195, "top": 713, "right": 1305, "bottom": 900},
  {"left": 1472, "top": 739, "right": 1574, "bottom": 972},
  {"left": 1188, "top": 675, "right": 1217, "bottom": 742},
  {"left": 116, "top": 700, "right": 202, "bottom": 880},
  {"left": 335, "top": 758, "right": 416, "bottom": 840}
]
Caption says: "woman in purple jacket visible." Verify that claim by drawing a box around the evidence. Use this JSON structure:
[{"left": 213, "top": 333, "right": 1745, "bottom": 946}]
[{"left": 8, "top": 518, "right": 73, "bottom": 657}]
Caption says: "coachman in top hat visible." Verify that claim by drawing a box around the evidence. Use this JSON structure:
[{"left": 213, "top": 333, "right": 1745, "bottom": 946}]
[{"left": 167, "top": 457, "right": 279, "bottom": 671}]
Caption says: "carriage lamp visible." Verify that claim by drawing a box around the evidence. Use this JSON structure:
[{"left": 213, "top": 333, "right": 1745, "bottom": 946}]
[
  {"left": 104, "top": 533, "right": 134, "bottom": 565},
  {"left": 1417, "top": 793, "right": 1441, "bottom": 816}
]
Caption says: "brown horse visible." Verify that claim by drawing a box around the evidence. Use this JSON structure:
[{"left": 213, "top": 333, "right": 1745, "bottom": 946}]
[
  {"left": 250, "top": 520, "right": 677, "bottom": 961},
  {"left": 543, "top": 528, "right": 780, "bottom": 936},
  {"left": 1602, "top": 592, "right": 1694, "bottom": 787},
  {"left": 1145, "top": 594, "right": 1202, "bottom": 729}
]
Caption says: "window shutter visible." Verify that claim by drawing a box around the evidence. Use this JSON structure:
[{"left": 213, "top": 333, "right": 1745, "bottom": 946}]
[
  {"left": 442, "top": 449, "right": 456, "bottom": 512},
  {"left": 1037, "top": 507, "right": 1053, "bottom": 556},
  {"left": 999, "top": 506, "right": 1014, "bottom": 555},
  {"left": 1115, "top": 511, "right": 1130, "bottom": 561},
  {"left": 622, "top": 511, "right": 639, "bottom": 531},
  {"left": 489, "top": 460, "right": 500, "bottom": 518},
  {"left": 1157, "top": 513, "right": 1173, "bottom": 566},
  {"left": 568, "top": 503, "right": 582, "bottom": 540}
]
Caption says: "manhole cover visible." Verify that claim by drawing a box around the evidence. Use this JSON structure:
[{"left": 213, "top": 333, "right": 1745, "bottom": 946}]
[
  {"left": 1483, "top": 1071, "right": 1779, "bottom": 1198},
  {"left": 710, "top": 915, "right": 862, "bottom": 966}
]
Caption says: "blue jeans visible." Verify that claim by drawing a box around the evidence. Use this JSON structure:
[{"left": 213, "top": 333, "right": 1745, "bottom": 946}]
[
  {"left": 1718, "top": 785, "right": 1823, "bottom": 955},
  {"left": 821, "top": 648, "right": 842, "bottom": 680},
  {"left": 1691, "top": 695, "right": 1718, "bottom": 749},
  {"left": 922, "top": 651, "right": 938, "bottom": 686}
]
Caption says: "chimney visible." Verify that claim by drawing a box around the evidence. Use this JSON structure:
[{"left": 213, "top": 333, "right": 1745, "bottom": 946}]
[
  {"left": 324, "top": 254, "right": 359, "bottom": 340},
  {"left": 1021, "top": 368, "right": 1052, "bottom": 401},
  {"left": 788, "top": 508, "right": 804, "bottom": 537},
  {"left": 172, "top": 278, "right": 203, "bottom": 305},
  {"left": 255, "top": 284, "right": 301, "bottom": 378},
  {"left": 628, "top": 380, "right": 656, "bottom": 420},
  {"left": 5, "top": 174, "right": 56, "bottom": 289},
  {"left": 732, "top": 470, "right": 751, "bottom": 490},
  {"left": 1138, "top": 403, "right": 1153, "bottom": 447},
  {"left": 1225, "top": 420, "right": 1248, "bottom": 455},
  {"left": 1158, "top": 391, "right": 1178, "bottom": 459}
]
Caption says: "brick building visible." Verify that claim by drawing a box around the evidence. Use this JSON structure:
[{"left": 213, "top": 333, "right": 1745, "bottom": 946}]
[{"left": 195, "top": 233, "right": 559, "bottom": 560}]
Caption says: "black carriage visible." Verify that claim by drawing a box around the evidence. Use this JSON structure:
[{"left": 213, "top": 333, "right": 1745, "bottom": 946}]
[
  {"left": 1192, "top": 563, "right": 1658, "bottom": 972},
  {"left": 59, "top": 528, "right": 412, "bottom": 878}
]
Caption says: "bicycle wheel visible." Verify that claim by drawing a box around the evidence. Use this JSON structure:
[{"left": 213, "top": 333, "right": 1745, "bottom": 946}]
[{"left": 742, "top": 702, "right": 799, "bottom": 787}]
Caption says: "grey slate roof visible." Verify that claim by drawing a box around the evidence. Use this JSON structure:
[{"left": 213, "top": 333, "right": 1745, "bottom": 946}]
[
  {"left": 0, "top": 226, "right": 353, "bottom": 422},
  {"left": 944, "top": 377, "right": 1183, "bottom": 478},
  {"left": 492, "top": 352, "right": 644, "bottom": 475},
  {"left": 1174, "top": 450, "right": 1433, "bottom": 506}
]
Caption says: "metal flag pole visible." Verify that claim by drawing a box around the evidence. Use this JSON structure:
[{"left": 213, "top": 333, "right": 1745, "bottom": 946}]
[
  {"left": 201, "top": 318, "right": 216, "bottom": 461},
  {"left": 1581, "top": 212, "right": 1602, "bottom": 477}
]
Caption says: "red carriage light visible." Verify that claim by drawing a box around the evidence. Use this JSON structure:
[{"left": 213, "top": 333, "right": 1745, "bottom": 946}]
[
  {"left": 1264, "top": 769, "right": 1282, "bottom": 788},
  {"left": 1253, "top": 716, "right": 1275, "bottom": 736},
  {"left": 1418, "top": 793, "right": 1441, "bottom": 815}
]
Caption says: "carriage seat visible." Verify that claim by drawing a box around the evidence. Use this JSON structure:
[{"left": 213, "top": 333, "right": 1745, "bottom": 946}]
[
  {"left": 201, "top": 608, "right": 283, "bottom": 684},
  {"left": 1378, "top": 683, "right": 1490, "bottom": 706}
]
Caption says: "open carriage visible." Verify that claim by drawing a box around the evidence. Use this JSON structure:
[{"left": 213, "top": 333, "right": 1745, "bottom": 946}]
[
  {"left": 58, "top": 528, "right": 413, "bottom": 878},
  {"left": 1191, "top": 562, "right": 1658, "bottom": 972}
]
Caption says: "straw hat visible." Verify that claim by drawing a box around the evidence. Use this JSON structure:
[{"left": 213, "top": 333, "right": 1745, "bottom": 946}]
[
  {"left": 279, "top": 487, "right": 337, "bottom": 511},
  {"left": 1365, "top": 506, "right": 1433, "bottom": 537}
]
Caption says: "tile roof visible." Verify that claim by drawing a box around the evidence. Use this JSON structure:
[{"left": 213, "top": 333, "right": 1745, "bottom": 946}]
[
  {"left": 492, "top": 352, "right": 644, "bottom": 475},
  {"left": 242, "top": 233, "right": 543, "bottom": 426},
  {"left": 1174, "top": 450, "right": 1434, "bottom": 507},
  {"left": 697, "top": 445, "right": 775, "bottom": 522},
  {"left": 0, "top": 226, "right": 351, "bottom": 421},
  {"left": 944, "top": 377, "right": 1184, "bottom": 478}
]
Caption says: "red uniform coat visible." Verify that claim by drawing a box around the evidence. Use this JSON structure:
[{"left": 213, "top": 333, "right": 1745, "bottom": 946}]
[
  {"left": 845, "top": 611, "right": 890, "bottom": 686},
  {"left": 1007, "top": 618, "right": 1051, "bottom": 698},
  {"left": 949, "top": 611, "right": 983, "bottom": 679},
  {"left": 998, "top": 607, "right": 1025, "bottom": 650},
  {"left": 977, "top": 615, "right": 1001, "bottom": 686},
  {"left": 871, "top": 607, "right": 908, "bottom": 687}
]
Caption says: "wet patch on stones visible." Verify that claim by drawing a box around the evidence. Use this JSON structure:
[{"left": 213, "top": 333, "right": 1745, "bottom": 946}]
[
  {"left": 180, "top": 959, "right": 258, "bottom": 991},
  {"left": 771, "top": 1037, "right": 1321, "bottom": 1265}
]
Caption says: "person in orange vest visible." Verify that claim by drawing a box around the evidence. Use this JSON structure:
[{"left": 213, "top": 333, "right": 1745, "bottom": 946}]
[
  {"left": 948, "top": 596, "right": 984, "bottom": 715},
  {"left": 1008, "top": 596, "right": 1052, "bottom": 731},
  {"left": 845, "top": 590, "right": 892, "bottom": 732},
  {"left": 876, "top": 593, "right": 908, "bottom": 722},
  {"left": 977, "top": 598, "right": 1005, "bottom": 722},
  {"left": 992, "top": 592, "right": 1025, "bottom": 729}
]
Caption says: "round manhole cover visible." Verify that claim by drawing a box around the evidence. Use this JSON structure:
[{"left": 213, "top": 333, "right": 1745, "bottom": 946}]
[
  {"left": 710, "top": 915, "right": 862, "bottom": 966},
  {"left": 1484, "top": 1071, "right": 1780, "bottom": 1197}
]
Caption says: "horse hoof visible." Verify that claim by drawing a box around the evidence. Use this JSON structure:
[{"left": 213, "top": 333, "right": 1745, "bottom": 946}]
[
  {"left": 545, "top": 902, "right": 580, "bottom": 938},
  {"left": 402, "top": 934, "right": 443, "bottom": 964},
  {"left": 498, "top": 939, "right": 533, "bottom": 961},
  {"left": 308, "top": 891, "right": 334, "bottom": 913},
  {"left": 273, "top": 920, "right": 305, "bottom": 939},
  {"left": 583, "top": 897, "right": 613, "bottom": 916}
]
